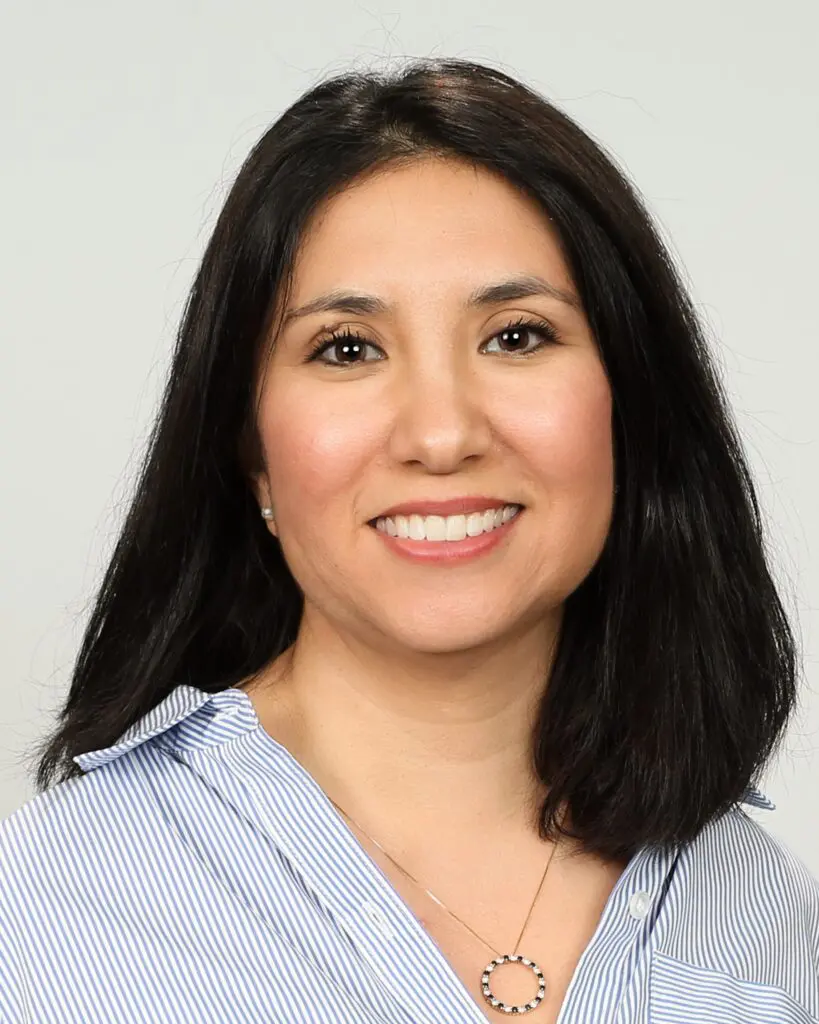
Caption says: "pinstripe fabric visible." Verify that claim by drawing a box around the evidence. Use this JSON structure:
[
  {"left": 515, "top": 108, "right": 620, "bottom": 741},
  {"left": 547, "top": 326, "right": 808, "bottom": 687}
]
[{"left": 0, "top": 683, "right": 816, "bottom": 1023}]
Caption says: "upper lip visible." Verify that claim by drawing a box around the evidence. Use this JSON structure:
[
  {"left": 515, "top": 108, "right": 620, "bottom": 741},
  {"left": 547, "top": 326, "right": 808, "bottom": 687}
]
[{"left": 371, "top": 497, "right": 523, "bottom": 520}]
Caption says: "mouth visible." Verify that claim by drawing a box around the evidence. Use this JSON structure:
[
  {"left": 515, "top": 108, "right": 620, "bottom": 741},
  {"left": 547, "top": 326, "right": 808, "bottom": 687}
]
[{"left": 368, "top": 502, "right": 524, "bottom": 539}]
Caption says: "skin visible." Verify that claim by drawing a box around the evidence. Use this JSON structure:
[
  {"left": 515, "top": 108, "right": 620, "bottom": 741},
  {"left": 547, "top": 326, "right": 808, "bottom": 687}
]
[{"left": 245, "top": 155, "right": 615, "bottom": 883}]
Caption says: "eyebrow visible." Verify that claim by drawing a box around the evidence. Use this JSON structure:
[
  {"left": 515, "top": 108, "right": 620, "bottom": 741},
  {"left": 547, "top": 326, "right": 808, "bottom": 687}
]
[{"left": 279, "top": 273, "right": 581, "bottom": 328}]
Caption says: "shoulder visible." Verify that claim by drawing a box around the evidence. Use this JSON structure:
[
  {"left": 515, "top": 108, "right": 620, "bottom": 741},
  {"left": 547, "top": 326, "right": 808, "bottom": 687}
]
[
  {"left": 1, "top": 773, "right": 92, "bottom": 859},
  {"left": 0, "top": 684, "right": 253, "bottom": 930},
  {"left": 0, "top": 772, "right": 123, "bottom": 1012},
  {"left": 0, "top": 746, "right": 185, "bottom": 1018},
  {"left": 656, "top": 805, "right": 819, "bottom": 1020},
  {"left": 0, "top": 683, "right": 219, "bottom": 891},
  {"left": 0, "top": 747, "right": 164, "bottom": 909},
  {"left": 687, "top": 803, "right": 819, "bottom": 916}
]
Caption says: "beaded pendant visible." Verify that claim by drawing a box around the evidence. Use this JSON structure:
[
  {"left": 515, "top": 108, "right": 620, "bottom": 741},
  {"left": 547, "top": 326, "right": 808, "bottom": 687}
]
[{"left": 481, "top": 953, "right": 546, "bottom": 1015}]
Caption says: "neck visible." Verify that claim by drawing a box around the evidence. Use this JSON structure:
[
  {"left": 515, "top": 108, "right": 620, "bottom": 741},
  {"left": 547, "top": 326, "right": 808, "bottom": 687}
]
[{"left": 240, "top": 606, "right": 564, "bottom": 850}]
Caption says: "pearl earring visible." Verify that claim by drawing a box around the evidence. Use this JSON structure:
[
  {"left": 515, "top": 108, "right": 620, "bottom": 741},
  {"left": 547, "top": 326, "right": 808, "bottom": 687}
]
[{"left": 260, "top": 506, "right": 275, "bottom": 521}]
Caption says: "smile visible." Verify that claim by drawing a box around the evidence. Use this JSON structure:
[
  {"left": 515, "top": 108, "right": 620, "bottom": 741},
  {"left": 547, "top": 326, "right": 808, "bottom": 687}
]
[{"left": 368, "top": 505, "right": 524, "bottom": 564}]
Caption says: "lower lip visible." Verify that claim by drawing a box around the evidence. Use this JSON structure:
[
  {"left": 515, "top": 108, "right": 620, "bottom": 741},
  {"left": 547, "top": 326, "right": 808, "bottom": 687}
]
[{"left": 368, "top": 510, "right": 523, "bottom": 564}]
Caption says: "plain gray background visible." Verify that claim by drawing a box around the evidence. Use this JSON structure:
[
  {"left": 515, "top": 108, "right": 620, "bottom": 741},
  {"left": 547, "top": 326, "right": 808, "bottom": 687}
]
[{"left": 1, "top": 1, "right": 817, "bottom": 874}]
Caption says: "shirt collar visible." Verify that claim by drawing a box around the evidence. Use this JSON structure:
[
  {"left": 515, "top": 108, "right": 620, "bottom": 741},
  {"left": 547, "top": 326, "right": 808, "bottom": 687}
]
[
  {"left": 73, "top": 683, "right": 217, "bottom": 771},
  {"left": 72, "top": 682, "right": 777, "bottom": 811}
]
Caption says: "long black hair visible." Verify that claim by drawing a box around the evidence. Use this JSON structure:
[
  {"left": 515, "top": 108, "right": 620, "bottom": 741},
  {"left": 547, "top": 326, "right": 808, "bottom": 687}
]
[{"left": 30, "top": 58, "right": 797, "bottom": 863}]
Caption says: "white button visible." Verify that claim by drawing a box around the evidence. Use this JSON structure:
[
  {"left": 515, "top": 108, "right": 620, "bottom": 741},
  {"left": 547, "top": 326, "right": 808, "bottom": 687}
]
[
  {"left": 628, "top": 891, "right": 653, "bottom": 920},
  {"left": 361, "top": 900, "right": 395, "bottom": 940}
]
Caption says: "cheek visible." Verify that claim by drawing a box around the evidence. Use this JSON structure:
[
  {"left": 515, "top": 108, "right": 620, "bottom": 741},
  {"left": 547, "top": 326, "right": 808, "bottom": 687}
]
[
  {"left": 506, "top": 359, "right": 613, "bottom": 482},
  {"left": 503, "top": 361, "right": 614, "bottom": 592},
  {"left": 257, "top": 384, "right": 377, "bottom": 511}
]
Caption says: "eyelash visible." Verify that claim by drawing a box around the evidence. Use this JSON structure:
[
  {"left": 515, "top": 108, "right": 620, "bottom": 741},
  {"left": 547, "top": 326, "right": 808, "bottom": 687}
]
[{"left": 304, "top": 315, "right": 560, "bottom": 367}]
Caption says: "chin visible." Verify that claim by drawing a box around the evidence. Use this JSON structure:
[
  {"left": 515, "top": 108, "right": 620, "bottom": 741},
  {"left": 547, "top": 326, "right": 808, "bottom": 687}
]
[{"left": 373, "top": 613, "right": 517, "bottom": 657}]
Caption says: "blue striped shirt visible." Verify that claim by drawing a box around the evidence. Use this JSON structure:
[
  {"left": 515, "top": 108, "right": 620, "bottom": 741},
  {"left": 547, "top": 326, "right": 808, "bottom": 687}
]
[{"left": 1, "top": 683, "right": 817, "bottom": 1023}]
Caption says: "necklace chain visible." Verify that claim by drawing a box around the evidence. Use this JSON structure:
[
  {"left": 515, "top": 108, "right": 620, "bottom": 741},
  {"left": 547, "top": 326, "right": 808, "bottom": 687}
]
[{"left": 327, "top": 796, "right": 560, "bottom": 958}]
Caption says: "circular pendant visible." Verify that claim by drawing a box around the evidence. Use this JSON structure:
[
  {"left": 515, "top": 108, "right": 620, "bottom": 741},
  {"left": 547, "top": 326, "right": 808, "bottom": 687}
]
[{"left": 481, "top": 953, "right": 546, "bottom": 1015}]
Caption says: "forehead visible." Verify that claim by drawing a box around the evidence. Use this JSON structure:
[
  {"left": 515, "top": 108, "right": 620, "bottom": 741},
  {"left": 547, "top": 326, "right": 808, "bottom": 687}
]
[{"left": 287, "top": 157, "right": 574, "bottom": 302}]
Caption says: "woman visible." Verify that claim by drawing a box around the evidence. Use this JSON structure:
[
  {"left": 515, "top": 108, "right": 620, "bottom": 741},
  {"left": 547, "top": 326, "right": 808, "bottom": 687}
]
[{"left": 1, "top": 58, "right": 816, "bottom": 1024}]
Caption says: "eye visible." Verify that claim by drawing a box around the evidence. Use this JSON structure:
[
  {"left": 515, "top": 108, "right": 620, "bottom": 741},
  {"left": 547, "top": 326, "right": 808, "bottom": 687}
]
[
  {"left": 304, "top": 315, "right": 560, "bottom": 368},
  {"left": 481, "top": 316, "right": 560, "bottom": 356},
  {"left": 305, "top": 331, "right": 385, "bottom": 367}
]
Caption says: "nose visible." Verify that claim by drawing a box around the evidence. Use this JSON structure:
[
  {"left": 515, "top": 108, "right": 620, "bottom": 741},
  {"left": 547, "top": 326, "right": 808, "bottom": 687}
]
[{"left": 385, "top": 351, "right": 494, "bottom": 473}]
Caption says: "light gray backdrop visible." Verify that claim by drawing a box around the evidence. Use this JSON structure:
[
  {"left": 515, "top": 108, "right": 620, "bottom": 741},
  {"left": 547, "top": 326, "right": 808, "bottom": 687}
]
[{"left": 1, "top": 0, "right": 817, "bottom": 873}]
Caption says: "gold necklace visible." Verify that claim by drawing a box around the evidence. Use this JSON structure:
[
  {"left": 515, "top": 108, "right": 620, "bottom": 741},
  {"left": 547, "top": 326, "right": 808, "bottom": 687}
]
[{"left": 328, "top": 796, "right": 559, "bottom": 1016}]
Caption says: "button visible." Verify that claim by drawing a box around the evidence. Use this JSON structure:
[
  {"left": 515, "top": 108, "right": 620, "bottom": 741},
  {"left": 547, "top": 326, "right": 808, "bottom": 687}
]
[
  {"left": 628, "top": 891, "right": 653, "bottom": 920},
  {"left": 361, "top": 900, "right": 395, "bottom": 940}
]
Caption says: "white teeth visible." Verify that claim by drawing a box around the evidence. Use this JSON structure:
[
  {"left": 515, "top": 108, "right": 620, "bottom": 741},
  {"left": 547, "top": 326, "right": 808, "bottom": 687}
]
[
  {"left": 408, "top": 515, "right": 426, "bottom": 541},
  {"left": 448, "top": 515, "right": 469, "bottom": 541},
  {"left": 374, "top": 505, "right": 521, "bottom": 542}
]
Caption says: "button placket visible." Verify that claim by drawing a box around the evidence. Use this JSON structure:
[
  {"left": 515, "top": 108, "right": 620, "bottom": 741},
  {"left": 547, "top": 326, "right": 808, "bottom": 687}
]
[{"left": 361, "top": 900, "right": 396, "bottom": 941}]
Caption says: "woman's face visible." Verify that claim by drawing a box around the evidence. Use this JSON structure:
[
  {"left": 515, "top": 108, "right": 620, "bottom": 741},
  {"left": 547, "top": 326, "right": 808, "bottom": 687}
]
[{"left": 252, "top": 157, "right": 614, "bottom": 655}]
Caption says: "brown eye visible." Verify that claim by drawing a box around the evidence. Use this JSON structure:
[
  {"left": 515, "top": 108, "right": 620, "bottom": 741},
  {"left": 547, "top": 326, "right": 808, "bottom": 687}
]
[
  {"left": 306, "top": 332, "right": 384, "bottom": 366},
  {"left": 482, "top": 318, "right": 559, "bottom": 356}
]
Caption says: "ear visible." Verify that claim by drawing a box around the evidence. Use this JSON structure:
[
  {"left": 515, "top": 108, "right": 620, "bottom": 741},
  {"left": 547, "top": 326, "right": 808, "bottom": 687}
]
[
  {"left": 250, "top": 471, "right": 277, "bottom": 536},
  {"left": 249, "top": 470, "right": 268, "bottom": 508}
]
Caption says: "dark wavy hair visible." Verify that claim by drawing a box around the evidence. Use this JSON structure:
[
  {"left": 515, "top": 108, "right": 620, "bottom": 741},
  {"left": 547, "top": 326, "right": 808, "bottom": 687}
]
[{"left": 30, "top": 57, "right": 797, "bottom": 863}]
